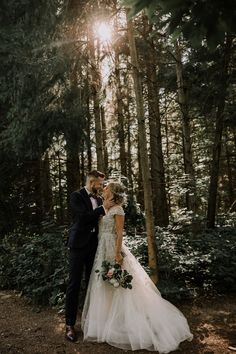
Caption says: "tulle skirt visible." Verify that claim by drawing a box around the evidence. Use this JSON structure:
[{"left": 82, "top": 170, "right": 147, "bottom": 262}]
[{"left": 81, "top": 244, "right": 193, "bottom": 353}]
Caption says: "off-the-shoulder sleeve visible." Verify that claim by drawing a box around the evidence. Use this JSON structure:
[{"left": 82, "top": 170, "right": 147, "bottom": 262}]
[{"left": 110, "top": 205, "right": 125, "bottom": 216}]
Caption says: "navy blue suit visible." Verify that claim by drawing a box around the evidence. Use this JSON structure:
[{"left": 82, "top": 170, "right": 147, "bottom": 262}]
[{"left": 65, "top": 187, "right": 105, "bottom": 326}]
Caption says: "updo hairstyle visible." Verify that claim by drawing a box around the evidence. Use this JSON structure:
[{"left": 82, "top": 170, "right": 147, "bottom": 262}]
[{"left": 108, "top": 182, "right": 126, "bottom": 205}]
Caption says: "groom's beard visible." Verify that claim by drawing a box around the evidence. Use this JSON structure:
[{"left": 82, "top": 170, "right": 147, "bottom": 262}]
[
  {"left": 91, "top": 186, "right": 97, "bottom": 194},
  {"left": 91, "top": 186, "right": 102, "bottom": 196},
  {"left": 92, "top": 188, "right": 104, "bottom": 199}
]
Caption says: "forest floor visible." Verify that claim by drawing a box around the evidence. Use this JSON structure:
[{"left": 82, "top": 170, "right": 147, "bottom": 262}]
[{"left": 0, "top": 290, "right": 236, "bottom": 354}]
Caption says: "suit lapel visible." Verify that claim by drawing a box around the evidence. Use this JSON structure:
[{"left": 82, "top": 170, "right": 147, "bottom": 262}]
[{"left": 80, "top": 187, "right": 93, "bottom": 210}]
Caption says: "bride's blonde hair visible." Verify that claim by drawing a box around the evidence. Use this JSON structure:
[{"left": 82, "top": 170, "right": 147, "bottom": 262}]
[{"left": 108, "top": 182, "right": 126, "bottom": 205}]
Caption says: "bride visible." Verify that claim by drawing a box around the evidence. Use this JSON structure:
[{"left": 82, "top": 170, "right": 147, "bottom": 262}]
[{"left": 81, "top": 182, "right": 193, "bottom": 353}]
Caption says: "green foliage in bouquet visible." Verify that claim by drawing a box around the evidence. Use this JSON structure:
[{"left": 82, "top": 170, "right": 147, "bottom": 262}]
[{"left": 95, "top": 261, "right": 133, "bottom": 289}]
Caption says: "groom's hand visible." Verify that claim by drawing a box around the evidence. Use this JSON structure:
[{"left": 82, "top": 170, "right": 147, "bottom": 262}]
[{"left": 103, "top": 199, "right": 115, "bottom": 211}]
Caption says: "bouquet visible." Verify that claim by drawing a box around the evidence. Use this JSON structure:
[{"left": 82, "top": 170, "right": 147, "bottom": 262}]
[{"left": 95, "top": 260, "right": 133, "bottom": 289}]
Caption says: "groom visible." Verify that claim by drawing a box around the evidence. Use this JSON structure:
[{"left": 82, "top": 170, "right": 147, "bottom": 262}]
[{"left": 65, "top": 170, "right": 113, "bottom": 342}]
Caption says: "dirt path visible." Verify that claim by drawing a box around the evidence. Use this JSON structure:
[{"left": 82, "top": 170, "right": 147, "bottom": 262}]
[{"left": 0, "top": 290, "right": 235, "bottom": 354}]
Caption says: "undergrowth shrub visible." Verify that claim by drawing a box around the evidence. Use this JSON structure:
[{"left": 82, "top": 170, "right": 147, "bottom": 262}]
[
  {"left": 126, "top": 225, "right": 236, "bottom": 300},
  {"left": 1, "top": 215, "right": 235, "bottom": 305},
  {"left": 0, "top": 220, "right": 68, "bottom": 305}
]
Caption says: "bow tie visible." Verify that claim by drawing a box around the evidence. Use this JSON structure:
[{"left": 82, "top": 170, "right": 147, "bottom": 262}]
[{"left": 88, "top": 193, "right": 98, "bottom": 199}]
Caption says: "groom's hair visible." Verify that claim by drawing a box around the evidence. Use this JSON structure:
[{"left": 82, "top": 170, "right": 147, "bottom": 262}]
[{"left": 87, "top": 170, "right": 105, "bottom": 179}]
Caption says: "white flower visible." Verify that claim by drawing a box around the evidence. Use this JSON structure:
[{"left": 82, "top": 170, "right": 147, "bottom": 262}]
[
  {"left": 109, "top": 279, "right": 116, "bottom": 285},
  {"left": 113, "top": 282, "right": 120, "bottom": 288}
]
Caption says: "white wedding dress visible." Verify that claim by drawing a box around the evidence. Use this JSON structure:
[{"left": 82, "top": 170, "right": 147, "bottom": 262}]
[{"left": 81, "top": 206, "right": 193, "bottom": 353}]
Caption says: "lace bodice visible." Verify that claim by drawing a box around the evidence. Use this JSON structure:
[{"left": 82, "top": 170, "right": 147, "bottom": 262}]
[
  {"left": 96, "top": 205, "right": 125, "bottom": 263},
  {"left": 98, "top": 205, "right": 125, "bottom": 237}
]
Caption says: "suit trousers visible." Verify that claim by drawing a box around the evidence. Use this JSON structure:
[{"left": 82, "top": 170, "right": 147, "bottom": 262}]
[{"left": 65, "top": 235, "right": 98, "bottom": 326}]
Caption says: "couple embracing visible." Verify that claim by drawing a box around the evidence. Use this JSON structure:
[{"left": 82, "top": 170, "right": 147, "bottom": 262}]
[{"left": 65, "top": 170, "right": 193, "bottom": 353}]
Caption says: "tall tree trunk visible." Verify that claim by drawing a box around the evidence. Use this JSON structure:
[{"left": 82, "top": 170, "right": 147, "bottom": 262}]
[
  {"left": 164, "top": 109, "right": 171, "bottom": 215},
  {"left": 127, "top": 16, "right": 158, "bottom": 284},
  {"left": 81, "top": 139, "right": 85, "bottom": 186},
  {"left": 41, "top": 152, "right": 53, "bottom": 217},
  {"left": 144, "top": 23, "right": 168, "bottom": 226},
  {"left": 126, "top": 104, "right": 134, "bottom": 200},
  {"left": 225, "top": 132, "right": 234, "bottom": 208},
  {"left": 100, "top": 106, "right": 108, "bottom": 174},
  {"left": 86, "top": 87, "right": 92, "bottom": 172},
  {"left": 115, "top": 50, "right": 127, "bottom": 176},
  {"left": 89, "top": 34, "right": 104, "bottom": 172},
  {"left": 66, "top": 143, "right": 80, "bottom": 198},
  {"left": 137, "top": 145, "right": 144, "bottom": 208},
  {"left": 207, "top": 36, "right": 232, "bottom": 227},
  {"left": 123, "top": 65, "right": 134, "bottom": 199},
  {"left": 175, "top": 40, "right": 196, "bottom": 212},
  {"left": 66, "top": 61, "right": 81, "bottom": 201},
  {"left": 58, "top": 151, "right": 65, "bottom": 224},
  {"left": 32, "top": 158, "right": 43, "bottom": 225}
]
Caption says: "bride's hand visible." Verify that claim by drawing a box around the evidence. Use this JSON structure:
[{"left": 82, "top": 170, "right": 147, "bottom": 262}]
[{"left": 115, "top": 252, "right": 123, "bottom": 265}]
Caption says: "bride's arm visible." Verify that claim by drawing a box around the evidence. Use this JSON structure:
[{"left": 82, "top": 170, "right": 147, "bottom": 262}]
[{"left": 114, "top": 214, "right": 125, "bottom": 264}]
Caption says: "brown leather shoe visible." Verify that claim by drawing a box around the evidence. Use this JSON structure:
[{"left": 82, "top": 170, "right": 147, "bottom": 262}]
[{"left": 65, "top": 325, "right": 76, "bottom": 342}]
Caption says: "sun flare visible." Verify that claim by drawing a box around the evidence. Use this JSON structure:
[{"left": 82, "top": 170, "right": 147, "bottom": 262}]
[{"left": 95, "top": 22, "right": 112, "bottom": 42}]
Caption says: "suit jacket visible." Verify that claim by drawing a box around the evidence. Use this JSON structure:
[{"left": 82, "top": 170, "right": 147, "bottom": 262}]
[{"left": 67, "top": 187, "right": 105, "bottom": 249}]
